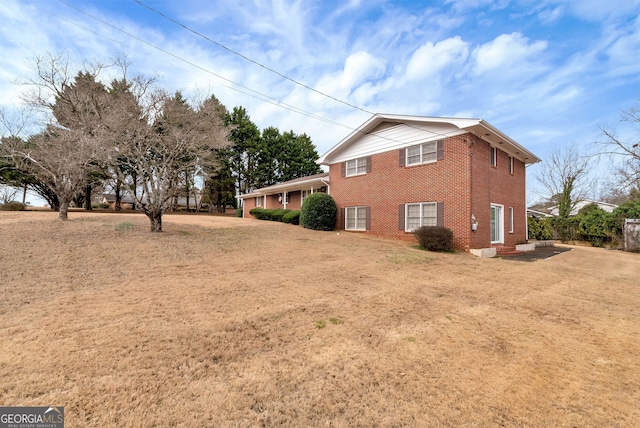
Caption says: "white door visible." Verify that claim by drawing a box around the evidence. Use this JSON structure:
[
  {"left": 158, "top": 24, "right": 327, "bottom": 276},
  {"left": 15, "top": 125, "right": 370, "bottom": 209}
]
[{"left": 490, "top": 204, "right": 504, "bottom": 244}]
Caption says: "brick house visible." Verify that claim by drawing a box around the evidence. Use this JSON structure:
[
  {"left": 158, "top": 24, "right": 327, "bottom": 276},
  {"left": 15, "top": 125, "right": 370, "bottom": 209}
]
[{"left": 240, "top": 114, "right": 540, "bottom": 252}]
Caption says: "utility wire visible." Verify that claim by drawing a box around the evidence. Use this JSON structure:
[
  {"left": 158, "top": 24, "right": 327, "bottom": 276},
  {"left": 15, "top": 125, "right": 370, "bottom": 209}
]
[
  {"left": 55, "top": 0, "right": 352, "bottom": 130},
  {"left": 131, "top": 0, "right": 457, "bottom": 142},
  {"left": 133, "top": 0, "right": 374, "bottom": 116},
  {"left": 53, "top": 0, "right": 455, "bottom": 146}
]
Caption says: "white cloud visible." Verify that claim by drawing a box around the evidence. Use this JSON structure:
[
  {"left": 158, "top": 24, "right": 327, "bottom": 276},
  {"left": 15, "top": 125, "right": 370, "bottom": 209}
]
[
  {"left": 471, "top": 32, "right": 548, "bottom": 76},
  {"left": 405, "top": 36, "right": 469, "bottom": 81}
]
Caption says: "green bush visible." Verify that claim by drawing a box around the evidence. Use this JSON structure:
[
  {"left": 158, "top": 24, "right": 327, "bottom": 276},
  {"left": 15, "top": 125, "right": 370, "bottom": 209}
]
[
  {"left": 249, "top": 207, "right": 295, "bottom": 223},
  {"left": 92, "top": 202, "right": 110, "bottom": 209},
  {"left": 236, "top": 208, "right": 243, "bottom": 217},
  {"left": 270, "top": 209, "right": 291, "bottom": 222},
  {"left": 0, "top": 201, "right": 26, "bottom": 211},
  {"left": 249, "top": 207, "right": 267, "bottom": 219},
  {"left": 414, "top": 226, "right": 453, "bottom": 251},
  {"left": 282, "top": 210, "right": 301, "bottom": 225},
  {"left": 575, "top": 207, "right": 616, "bottom": 247},
  {"left": 527, "top": 216, "right": 554, "bottom": 240},
  {"left": 300, "top": 193, "right": 337, "bottom": 231}
]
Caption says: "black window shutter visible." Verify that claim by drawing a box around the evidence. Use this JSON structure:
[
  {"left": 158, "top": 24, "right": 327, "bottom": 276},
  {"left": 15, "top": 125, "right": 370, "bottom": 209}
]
[
  {"left": 341, "top": 162, "right": 346, "bottom": 177},
  {"left": 437, "top": 140, "right": 444, "bottom": 161},
  {"left": 398, "top": 204, "right": 405, "bottom": 230},
  {"left": 436, "top": 202, "right": 444, "bottom": 227},
  {"left": 366, "top": 206, "right": 371, "bottom": 230},
  {"left": 366, "top": 156, "right": 372, "bottom": 173},
  {"left": 340, "top": 208, "right": 345, "bottom": 230},
  {"left": 399, "top": 148, "right": 405, "bottom": 167}
]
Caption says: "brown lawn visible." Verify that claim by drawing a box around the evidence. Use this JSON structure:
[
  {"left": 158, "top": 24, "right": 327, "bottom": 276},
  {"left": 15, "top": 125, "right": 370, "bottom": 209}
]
[{"left": 1, "top": 211, "right": 639, "bottom": 427}]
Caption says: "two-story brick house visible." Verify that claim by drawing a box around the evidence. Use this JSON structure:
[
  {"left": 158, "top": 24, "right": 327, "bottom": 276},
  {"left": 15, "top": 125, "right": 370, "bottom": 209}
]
[{"left": 239, "top": 114, "right": 540, "bottom": 252}]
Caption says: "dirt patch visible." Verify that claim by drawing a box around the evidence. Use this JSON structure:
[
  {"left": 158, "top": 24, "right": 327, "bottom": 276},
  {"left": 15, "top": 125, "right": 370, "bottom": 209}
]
[{"left": 1, "top": 211, "right": 639, "bottom": 426}]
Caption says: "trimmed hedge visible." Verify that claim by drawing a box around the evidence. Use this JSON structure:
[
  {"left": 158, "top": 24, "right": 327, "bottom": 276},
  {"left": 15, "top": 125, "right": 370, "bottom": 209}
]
[
  {"left": 300, "top": 193, "right": 337, "bottom": 231},
  {"left": 414, "top": 226, "right": 453, "bottom": 251},
  {"left": 249, "top": 207, "right": 296, "bottom": 223},
  {"left": 282, "top": 210, "right": 301, "bottom": 225}
]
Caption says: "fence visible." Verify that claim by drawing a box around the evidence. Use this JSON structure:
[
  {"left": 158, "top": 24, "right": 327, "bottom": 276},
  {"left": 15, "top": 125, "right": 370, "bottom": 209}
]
[{"left": 624, "top": 219, "right": 640, "bottom": 252}]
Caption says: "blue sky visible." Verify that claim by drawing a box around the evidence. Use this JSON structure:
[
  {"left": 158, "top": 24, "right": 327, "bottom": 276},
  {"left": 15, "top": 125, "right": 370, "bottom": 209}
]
[{"left": 1, "top": 0, "right": 639, "bottom": 204}]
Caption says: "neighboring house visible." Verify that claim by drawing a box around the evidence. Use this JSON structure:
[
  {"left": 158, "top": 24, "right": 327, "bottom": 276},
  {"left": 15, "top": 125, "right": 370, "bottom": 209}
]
[
  {"left": 547, "top": 199, "right": 618, "bottom": 217},
  {"left": 101, "top": 193, "right": 136, "bottom": 210},
  {"left": 101, "top": 193, "right": 202, "bottom": 211},
  {"left": 526, "top": 209, "right": 554, "bottom": 218},
  {"left": 239, "top": 114, "right": 541, "bottom": 251}
]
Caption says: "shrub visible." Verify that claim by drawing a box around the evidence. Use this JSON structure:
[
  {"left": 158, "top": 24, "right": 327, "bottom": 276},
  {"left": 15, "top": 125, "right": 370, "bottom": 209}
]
[
  {"left": 527, "top": 216, "right": 554, "bottom": 240},
  {"left": 249, "top": 207, "right": 267, "bottom": 219},
  {"left": 0, "top": 201, "right": 26, "bottom": 211},
  {"left": 270, "top": 209, "right": 291, "bottom": 222},
  {"left": 300, "top": 193, "right": 337, "bottom": 231},
  {"left": 92, "top": 202, "right": 110, "bottom": 209},
  {"left": 236, "top": 208, "right": 243, "bottom": 217},
  {"left": 414, "top": 226, "right": 453, "bottom": 251},
  {"left": 282, "top": 210, "right": 301, "bottom": 225}
]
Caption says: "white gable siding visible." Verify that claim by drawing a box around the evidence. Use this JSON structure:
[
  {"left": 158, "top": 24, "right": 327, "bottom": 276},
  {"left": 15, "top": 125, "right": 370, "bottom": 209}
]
[{"left": 328, "top": 122, "right": 465, "bottom": 164}]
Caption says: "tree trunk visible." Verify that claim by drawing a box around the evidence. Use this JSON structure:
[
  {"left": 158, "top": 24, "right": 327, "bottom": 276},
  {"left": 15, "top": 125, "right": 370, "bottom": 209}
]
[
  {"left": 58, "top": 199, "right": 70, "bottom": 220},
  {"left": 22, "top": 183, "right": 27, "bottom": 205},
  {"left": 84, "top": 184, "right": 92, "bottom": 210},
  {"left": 115, "top": 184, "right": 122, "bottom": 212},
  {"left": 148, "top": 210, "right": 163, "bottom": 232}
]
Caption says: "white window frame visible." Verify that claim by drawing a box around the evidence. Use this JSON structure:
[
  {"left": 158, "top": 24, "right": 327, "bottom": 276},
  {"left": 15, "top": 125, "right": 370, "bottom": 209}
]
[
  {"left": 405, "top": 202, "right": 437, "bottom": 232},
  {"left": 406, "top": 141, "right": 437, "bottom": 166},
  {"left": 255, "top": 197, "right": 262, "bottom": 207},
  {"left": 508, "top": 156, "right": 514, "bottom": 174},
  {"left": 490, "top": 203, "right": 504, "bottom": 244},
  {"left": 301, "top": 190, "right": 309, "bottom": 205},
  {"left": 490, "top": 146, "right": 497, "bottom": 167},
  {"left": 509, "top": 207, "right": 514, "bottom": 233},
  {"left": 346, "top": 157, "right": 368, "bottom": 176},
  {"left": 345, "top": 206, "right": 367, "bottom": 231}
]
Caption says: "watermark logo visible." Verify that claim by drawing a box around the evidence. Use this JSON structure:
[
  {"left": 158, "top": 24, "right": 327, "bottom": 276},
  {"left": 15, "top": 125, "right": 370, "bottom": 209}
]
[{"left": 0, "top": 407, "right": 64, "bottom": 428}]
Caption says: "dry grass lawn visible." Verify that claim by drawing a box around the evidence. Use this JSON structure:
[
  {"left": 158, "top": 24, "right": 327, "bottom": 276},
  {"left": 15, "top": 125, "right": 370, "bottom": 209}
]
[{"left": 1, "top": 211, "right": 639, "bottom": 427}]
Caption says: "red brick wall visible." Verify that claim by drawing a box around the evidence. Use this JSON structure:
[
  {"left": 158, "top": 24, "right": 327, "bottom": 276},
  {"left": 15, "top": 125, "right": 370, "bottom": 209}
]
[
  {"left": 329, "top": 134, "right": 473, "bottom": 250},
  {"left": 329, "top": 133, "right": 529, "bottom": 250},
  {"left": 244, "top": 191, "right": 303, "bottom": 218},
  {"left": 469, "top": 136, "right": 527, "bottom": 247}
]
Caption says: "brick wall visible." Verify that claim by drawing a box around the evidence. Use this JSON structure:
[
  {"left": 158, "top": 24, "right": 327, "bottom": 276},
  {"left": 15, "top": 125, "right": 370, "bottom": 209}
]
[
  {"left": 329, "top": 134, "right": 473, "bottom": 250},
  {"left": 329, "top": 132, "right": 528, "bottom": 250},
  {"left": 470, "top": 137, "right": 527, "bottom": 247}
]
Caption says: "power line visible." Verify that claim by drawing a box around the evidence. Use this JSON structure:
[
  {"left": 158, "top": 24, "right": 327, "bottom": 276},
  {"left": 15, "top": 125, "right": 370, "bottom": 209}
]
[
  {"left": 55, "top": 0, "right": 353, "bottom": 130},
  {"left": 52, "top": 0, "right": 455, "bottom": 145},
  {"left": 133, "top": 0, "right": 374, "bottom": 116},
  {"left": 130, "top": 0, "right": 456, "bottom": 142}
]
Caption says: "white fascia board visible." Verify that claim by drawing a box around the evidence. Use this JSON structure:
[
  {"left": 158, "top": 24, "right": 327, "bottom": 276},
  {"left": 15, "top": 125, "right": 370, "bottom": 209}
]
[
  {"left": 319, "top": 114, "right": 468, "bottom": 165},
  {"left": 239, "top": 176, "right": 330, "bottom": 198},
  {"left": 470, "top": 120, "right": 541, "bottom": 165},
  {"left": 318, "top": 113, "right": 541, "bottom": 166}
]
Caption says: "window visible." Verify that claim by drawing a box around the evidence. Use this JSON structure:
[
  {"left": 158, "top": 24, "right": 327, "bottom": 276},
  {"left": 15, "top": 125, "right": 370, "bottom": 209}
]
[
  {"left": 255, "top": 197, "right": 262, "bottom": 207},
  {"left": 405, "top": 202, "right": 437, "bottom": 231},
  {"left": 509, "top": 207, "right": 514, "bottom": 233},
  {"left": 346, "top": 206, "right": 367, "bottom": 230},
  {"left": 490, "top": 146, "right": 497, "bottom": 167},
  {"left": 508, "top": 156, "right": 514, "bottom": 174},
  {"left": 346, "top": 157, "right": 368, "bottom": 176},
  {"left": 301, "top": 190, "right": 310, "bottom": 205},
  {"left": 279, "top": 193, "right": 288, "bottom": 204},
  {"left": 406, "top": 141, "right": 437, "bottom": 166}
]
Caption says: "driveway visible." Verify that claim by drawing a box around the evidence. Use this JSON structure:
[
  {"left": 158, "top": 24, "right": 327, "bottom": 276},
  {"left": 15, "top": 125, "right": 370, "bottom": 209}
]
[{"left": 502, "top": 245, "right": 573, "bottom": 262}]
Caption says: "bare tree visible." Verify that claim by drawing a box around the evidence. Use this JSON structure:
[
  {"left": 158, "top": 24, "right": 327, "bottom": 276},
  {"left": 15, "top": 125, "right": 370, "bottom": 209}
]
[
  {"left": 598, "top": 101, "right": 640, "bottom": 195},
  {"left": 109, "top": 86, "right": 229, "bottom": 231},
  {"left": 3, "top": 54, "right": 112, "bottom": 220},
  {"left": 536, "top": 143, "right": 595, "bottom": 218},
  {"left": 3, "top": 126, "right": 104, "bottom": 219}
]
